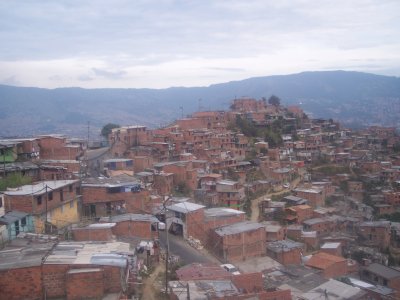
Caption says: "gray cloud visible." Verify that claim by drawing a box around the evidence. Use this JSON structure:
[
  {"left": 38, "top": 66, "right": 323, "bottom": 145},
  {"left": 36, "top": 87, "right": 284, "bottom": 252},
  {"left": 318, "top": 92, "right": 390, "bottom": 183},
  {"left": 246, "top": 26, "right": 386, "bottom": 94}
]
[
  {"left": 92, "top": 68, "right": 127, "bottom": 79},
  {"left": 78, "top": 75, "right": 94, "bottom": 82},
  {"left": 0, "top": 76, "right": 19, "bottom": 86},
  {"left": 0, "top": 0, "right": 398, "bottom": 88}
]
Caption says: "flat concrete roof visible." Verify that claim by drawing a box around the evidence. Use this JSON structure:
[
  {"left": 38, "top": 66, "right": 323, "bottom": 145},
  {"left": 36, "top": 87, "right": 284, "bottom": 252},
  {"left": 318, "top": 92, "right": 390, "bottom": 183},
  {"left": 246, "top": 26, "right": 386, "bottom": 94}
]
[
  {"left": 3, "top": 180, "right": 78, "bottom": 196},
  {"left": 0, "top": 233, "right": 58, "bottom": 270},
  {"left": 204, "top": 208, "right": 244, "bottom": 219}
]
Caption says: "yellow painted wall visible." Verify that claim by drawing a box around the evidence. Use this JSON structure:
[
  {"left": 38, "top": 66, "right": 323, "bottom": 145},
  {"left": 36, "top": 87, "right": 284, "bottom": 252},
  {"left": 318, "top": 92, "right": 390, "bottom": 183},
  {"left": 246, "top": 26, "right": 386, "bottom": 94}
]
[{"left": 33, "top": 198, "right": 79, "bottom": 233}]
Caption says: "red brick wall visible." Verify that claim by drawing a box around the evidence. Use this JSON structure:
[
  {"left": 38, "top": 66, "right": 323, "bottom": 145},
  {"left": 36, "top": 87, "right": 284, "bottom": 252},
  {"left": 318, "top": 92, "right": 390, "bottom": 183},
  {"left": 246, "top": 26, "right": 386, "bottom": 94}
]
[
  {"left": 43, "top": 264, "right": 125, "bottom": 298},
  {"left": 66, "top": 268, "right": 104, "bottom": 300},
  {"left": 323, "top": 260, "right": 348, "bottom": 278},
  {"left": 39, "top": 137, "right": 82, "bottom": 160},
  {"left": 4, "top": 194, "right": 33, "bottom": 213},
  {"left": 5, "top": 182, "right": 79, "bottom": 215},
  {"left": 72, "top": 227, "right": 114, "bottom": 241},
  {"left": 186, "top": 209, "right": 205, "bottom": 242},
  {"left": 213, "top": 227, "right": 266, "bottom": 262},
  {"left": 0, "top": 266, "right": 42, "bottom": 300},
  {"left": 103, "top": 265, "right": 124, "bottom": 293},
  {"left": 276, "top": 249, "right": 302, "bottom": 265},
  {"left": 204, "top": 214, "right": 246, "bottom": 241},
  {"left": 232, "top": 272, "right": 264, "bottom": 293},
  {"left": 112, "top": 220, "right": 157, "bottom": 239},
  {"left": 43, "top": 264, "right": 70, "bottom": 298},
  {"left": 359, "top": 226, "right": 390, "bottom": 249},
  {"left": 82, "top": 186, "right": 149, "bottom": 214}
]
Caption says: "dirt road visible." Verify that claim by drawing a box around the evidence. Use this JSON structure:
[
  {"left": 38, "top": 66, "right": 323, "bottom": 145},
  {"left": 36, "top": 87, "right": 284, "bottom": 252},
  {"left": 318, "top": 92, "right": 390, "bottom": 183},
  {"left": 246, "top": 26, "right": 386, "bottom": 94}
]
[
  {"left": 141, "top": 263, "right": 165, "bottom": 300},
  {"left": 250, "top": 176, "right": 301, "bottom": 222}
]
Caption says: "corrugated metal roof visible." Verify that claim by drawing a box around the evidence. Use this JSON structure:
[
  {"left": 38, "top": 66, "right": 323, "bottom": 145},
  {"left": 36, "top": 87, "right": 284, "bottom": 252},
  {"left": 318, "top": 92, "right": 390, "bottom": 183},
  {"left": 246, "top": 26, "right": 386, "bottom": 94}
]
[
  {"left": 0, "top": 210, "right": 29, "bottom": 225},
  {"left": 364, "top": 263, "right": 400, "bottom": 279},
  {"left": 167, "top": 202, "right": 205, "bottom": 214},
  {"left": 204, "top": 208, "right": 244, "bottom": 218},
  {"left": 110, "top": 213, "right": 159, "bottom": 223},
  {"left": 215, "top": 221, "right": 264, "bottom": 236},
  {"left": 300, "top": 279, "right": 366, "bottom": 299}
]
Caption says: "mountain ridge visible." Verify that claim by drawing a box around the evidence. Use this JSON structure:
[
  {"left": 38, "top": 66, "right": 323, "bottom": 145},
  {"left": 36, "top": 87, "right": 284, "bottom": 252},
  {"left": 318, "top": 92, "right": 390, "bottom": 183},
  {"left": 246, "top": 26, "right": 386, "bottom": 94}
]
[{"left": 1, "top": 70, "right": 399, "bottom": 137}]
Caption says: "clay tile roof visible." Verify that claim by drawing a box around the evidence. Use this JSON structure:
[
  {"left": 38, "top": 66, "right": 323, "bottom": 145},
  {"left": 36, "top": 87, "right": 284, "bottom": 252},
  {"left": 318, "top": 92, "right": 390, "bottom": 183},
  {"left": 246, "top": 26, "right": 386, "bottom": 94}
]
[{"left": 306, "top": 252, "right": 345, "bottom": 270}]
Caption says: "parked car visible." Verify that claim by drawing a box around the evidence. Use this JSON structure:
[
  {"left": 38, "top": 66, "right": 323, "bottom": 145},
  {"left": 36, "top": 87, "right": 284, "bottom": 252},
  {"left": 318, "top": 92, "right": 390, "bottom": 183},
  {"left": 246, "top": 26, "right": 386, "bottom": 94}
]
[{"left": 220, "top": 264, "right": 241, "bottom": 275}]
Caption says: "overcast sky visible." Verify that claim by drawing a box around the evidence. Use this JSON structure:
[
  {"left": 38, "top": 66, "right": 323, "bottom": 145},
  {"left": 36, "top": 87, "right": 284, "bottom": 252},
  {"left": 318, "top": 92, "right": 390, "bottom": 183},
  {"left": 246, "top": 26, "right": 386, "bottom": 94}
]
[{"left": 1, "top": 0, "right": 399, "bottom": 89}]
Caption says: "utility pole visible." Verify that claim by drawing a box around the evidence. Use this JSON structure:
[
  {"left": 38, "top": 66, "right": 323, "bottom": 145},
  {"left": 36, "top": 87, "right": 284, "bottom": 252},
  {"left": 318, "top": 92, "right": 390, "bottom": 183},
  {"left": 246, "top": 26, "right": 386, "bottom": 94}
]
[
  {"left": 163, "top": 199, "right": 170, "bottom": 295},
  {"left": 45, "top": 184, "right": 49, "bottom": 233},
  {"left": 87, "top": 121, "right": 90, "bottom": 147},
  {"left": 2, "top": 147, "right": 5, "bottom": 178}
]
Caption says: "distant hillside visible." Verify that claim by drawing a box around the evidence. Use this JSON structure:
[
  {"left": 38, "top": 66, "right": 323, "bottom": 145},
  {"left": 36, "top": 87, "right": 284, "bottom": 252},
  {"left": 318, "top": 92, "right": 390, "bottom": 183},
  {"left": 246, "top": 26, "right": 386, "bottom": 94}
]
[{"left": 1, "top": 70, "right": 399, "bottom": 137}]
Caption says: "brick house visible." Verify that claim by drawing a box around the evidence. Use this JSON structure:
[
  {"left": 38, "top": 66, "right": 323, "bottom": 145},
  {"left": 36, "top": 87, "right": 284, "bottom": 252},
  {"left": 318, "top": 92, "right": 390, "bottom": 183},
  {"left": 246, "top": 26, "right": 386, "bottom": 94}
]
[
  {"left": 3, "top": 180, "right": 80, "bottom": 233},
  {"left": 109, "top": 125, "right": 150, "bottom": 157},
  {"left": 358, "top": 221, "right": 391, "bottom": 250},
  {"left": 360, "top": 263, "right": 400, "bottom": 295},
  {"left": 0, "top": 233, "right": 57, "bottom": 300},
  {"left": 153, "top": 172, "right": 174, "bottom": 196},
  {"left": 211, "top": 221, "right": 266, "bottom": 263},
  {"left": 42, "top": 241, "right": 134, "bottom": 299},
  {"left": 0, "top": 233, "right": 138, "bottom": 300},
  {"left": 216, "top": 180, "right": 245, "bottom": 209},
  {"left": 203, "top": 207, "right": 246, "bottom": 244},
  {"left": 39, "top": 159, "right": 81, "bottom": 180},
  {"left": 72, "top": 223, "right": 115, "bottom": 241},
  {"left": 38, "top": 135, "right": 83, "bottom": 160},
  {"left": 305, "top": 252, "right": 348, "bottom": 278},
  {"left": 176, "top": 263, "right": 231, "bottom": 281},
  {"left": 285, "top": 224, "right": 303, "bottom": 241},
  {"left": 0, "top": 210, "right": 35, "bottom": 241},
  {"left": 266, "top": 240, "right": 304, "bottom": 265},
  {"left": 285, "top": 205, "right": 313, "bottom": 224},
  {"left": 166, "top": 202, "right": 205, "bottom": 240},
  {"left": 154, "top": 161, "right": 198, "bottom": 191},
  {"left": 293, "top": 187, "right": 325, "bottom": 208},
  {"left": 108, "top": 213, "right": 159, "bottom": 240},
  {"left": 81, "top": 176, "right": 148, "bottom": 218},
  {"left": 384, "top": 191, "right": 400, "bottom": 207},
  {"left": 104, "top": 158, "right": 134, "bottom": 176},
  {"left": 262, "top": 221, "right": 286, "bottom": 242},
  {"left": 320, "top": 242, "right": 342, "bottom": 256},
  {"left": 303, "top": 217, "right": 336, "bottom": 237}
]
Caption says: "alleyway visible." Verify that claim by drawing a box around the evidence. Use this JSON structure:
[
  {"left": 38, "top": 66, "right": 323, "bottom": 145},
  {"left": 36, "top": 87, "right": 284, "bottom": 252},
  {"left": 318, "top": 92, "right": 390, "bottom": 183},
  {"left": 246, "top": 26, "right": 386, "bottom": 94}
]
[
  {"left": 141, "top": 263, "right": 165, "bottom": 300},
  {"left": 250, "top": 176, "right": 302, "bottom": 222}
]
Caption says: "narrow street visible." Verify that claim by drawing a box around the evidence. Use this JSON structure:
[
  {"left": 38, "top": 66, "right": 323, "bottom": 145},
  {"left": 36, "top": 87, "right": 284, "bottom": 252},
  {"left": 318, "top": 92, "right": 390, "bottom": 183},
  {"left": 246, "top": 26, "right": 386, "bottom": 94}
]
[{"left": 158, "top": 231, "right": 219, "bottom": 265}]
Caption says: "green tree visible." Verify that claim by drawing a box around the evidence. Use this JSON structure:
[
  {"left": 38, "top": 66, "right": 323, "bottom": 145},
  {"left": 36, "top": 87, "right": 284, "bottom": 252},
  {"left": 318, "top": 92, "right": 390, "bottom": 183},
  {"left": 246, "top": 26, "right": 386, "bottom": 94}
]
[
  {"left": 101, "top": 123, "right": 120, "bottom": 139},
  {"left": 0, "top": 173, "right": 32, "bottom": 191},
  {"left": 268, "top": 95, "right": 281, "bottom": 106}
]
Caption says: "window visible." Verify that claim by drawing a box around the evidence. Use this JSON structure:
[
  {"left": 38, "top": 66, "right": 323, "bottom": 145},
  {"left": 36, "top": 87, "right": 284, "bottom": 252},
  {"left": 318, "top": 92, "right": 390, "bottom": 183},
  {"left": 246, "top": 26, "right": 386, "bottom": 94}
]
[
  {"left": 75, "top": 187, "right": 81, "bottom": 195},
  {"left": 60, "top": 189, "right": 64, "bottom": 201},
  {"left": 37, "top": 196, "right": 42, "bottom": 205},
  {"left": 69, "top": 185, "right": 73, "bottom": 192},
  {"left": 21, "top": 217, "right": 26, "bottom": 227},
  {"left": 0, "top": 197, "right": 2, "bottom": 208},
  {"left": 48, "top": 192, "right": 53, "bottom": 201}
]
